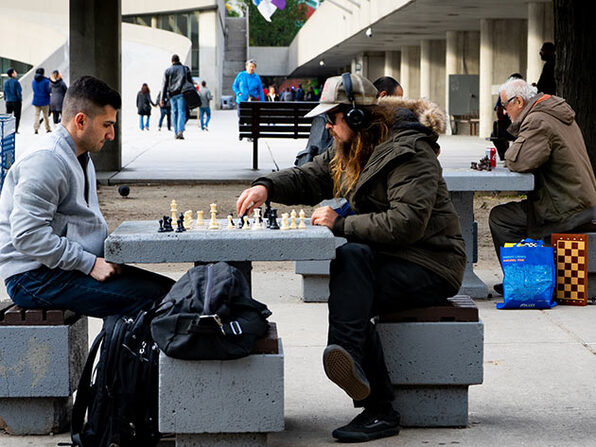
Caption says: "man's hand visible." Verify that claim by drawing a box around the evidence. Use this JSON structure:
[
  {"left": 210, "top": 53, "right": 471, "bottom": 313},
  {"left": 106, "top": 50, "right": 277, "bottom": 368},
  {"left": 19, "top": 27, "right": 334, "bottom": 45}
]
[
  {"left": 90, "top": 257, "right": 121, "bottom": 282},
  {"left": 236, "top": 185, "right": 268, "bottom": 216},
  {"left": 160, "top": 101, "right": 165, "bottom": 108},
  {"left": 310, "top": 206, "right": 339, "bottom": 229}
]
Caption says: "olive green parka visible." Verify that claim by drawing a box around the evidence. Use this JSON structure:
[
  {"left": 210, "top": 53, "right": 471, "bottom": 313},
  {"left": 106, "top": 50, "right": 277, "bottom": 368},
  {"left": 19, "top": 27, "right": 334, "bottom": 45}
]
[{"left": 254, "top": 98, "right": 466, "bottom": 292}]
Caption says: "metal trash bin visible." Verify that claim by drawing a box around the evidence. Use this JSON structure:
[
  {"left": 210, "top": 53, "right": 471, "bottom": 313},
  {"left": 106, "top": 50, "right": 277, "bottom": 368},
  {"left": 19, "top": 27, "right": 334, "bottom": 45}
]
[
  {"left": 220, "top": 95, "right": 235, "bottom": 110},
  {"left": 1, "top": 114, "right": 16, "bottom": 192}
]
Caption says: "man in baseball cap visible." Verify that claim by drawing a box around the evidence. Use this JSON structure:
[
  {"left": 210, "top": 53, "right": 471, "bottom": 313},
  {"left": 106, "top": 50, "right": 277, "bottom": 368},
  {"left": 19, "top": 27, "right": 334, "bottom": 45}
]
[{"left": 236, "top": 73, "right": 464, "bottom": 443}]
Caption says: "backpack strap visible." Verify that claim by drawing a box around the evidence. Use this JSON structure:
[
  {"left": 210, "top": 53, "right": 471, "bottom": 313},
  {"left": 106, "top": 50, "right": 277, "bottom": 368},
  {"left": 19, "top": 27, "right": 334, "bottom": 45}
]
[
  {"left": 71, "top": 328, "right": 106, "bottom": 446},
  {"left": 187, "top": 314, "right": 262, "bottom": 337}
]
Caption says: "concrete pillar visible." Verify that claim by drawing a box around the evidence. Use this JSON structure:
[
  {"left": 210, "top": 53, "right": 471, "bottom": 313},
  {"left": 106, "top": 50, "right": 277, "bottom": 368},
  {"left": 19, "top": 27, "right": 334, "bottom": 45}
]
[
  {"left": 527, "top": 2, "right": 554, "bottom": 85},
  {"left": 367, "top": 54, "right": 386, "bottom": 82},
  {"left": 384, "top": 51, "right": 401, "bottom": 82},
  {"left": 420, "top": 40, "right": 431, "bottom": 99},
  {"left": 479, "top": 19, "right": 494, "bottom": 138},
  {"left": 400, "top": 46, "right": 420, "bottom": 98},
  {"left": 70, "top": 0, "right": 122, "bottom": 171},
  {"left": 151, "top": 15, "right": 158, "bottom": 28},
  {"left": 420, "top": 40, "right": 446, "bottom": 109},
  {"left": 199, "top": 11, "right": 218, "bottom": 99}
]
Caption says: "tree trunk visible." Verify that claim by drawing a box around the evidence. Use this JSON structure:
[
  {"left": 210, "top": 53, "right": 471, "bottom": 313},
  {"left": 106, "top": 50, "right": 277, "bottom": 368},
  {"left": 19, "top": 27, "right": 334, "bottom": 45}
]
[{"left": 554, "top": 0, "right": 596, "bottom": 175}]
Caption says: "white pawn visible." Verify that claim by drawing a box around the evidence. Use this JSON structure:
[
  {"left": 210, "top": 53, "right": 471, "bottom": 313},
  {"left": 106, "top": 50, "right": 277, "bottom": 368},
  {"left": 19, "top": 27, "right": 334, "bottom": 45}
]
[
  {"left": 242, "top": 215, "right": 250, "bottom": 230},
  {"left": 227, "top": 214, "right": 234, "bottom": 230},
  {"left": 252, "top": 208, "right": 262, "bottom": 231},
  {"left": 298, "top": 209, "right": 306, "bottom": 229},
  {"left": 280, "top": 212, "right": 290, "bottom": 230},
  {"left": 196, "top": 210, "right": 204, "bottom": 228},
  {"left": 290, "top": 209, "right": 298, "bottom": 230}
]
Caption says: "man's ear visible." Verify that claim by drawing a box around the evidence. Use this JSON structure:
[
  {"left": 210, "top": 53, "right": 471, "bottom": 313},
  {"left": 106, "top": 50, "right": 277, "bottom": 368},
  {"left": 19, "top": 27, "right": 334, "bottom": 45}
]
[
  {"left": 74, "top": 112, "right": 87, "bottom": 130},
  {"left": 378, "top": 91, "right": 387, "bottom": 98}
]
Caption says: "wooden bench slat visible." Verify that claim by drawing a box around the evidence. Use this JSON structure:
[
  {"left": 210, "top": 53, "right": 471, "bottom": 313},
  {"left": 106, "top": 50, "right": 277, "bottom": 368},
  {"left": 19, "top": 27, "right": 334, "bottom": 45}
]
[
  {"left": 0, "top": 304, "right": 73, "bottom": 325},
  {"left": 379, "top": 295, "right": 479, "bottom": 323},
  {"left": 251, "top": 322, "right": 279, "bottom": 354}
]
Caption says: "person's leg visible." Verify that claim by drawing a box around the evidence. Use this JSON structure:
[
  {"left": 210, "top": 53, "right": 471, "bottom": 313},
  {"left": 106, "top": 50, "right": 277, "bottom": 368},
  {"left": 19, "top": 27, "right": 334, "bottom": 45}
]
[
  {"left": 14, "top": 101, "right": 22, "bottom": 132},
  {"left": 52, "top": 110, "right": 60, "bottom": 125},
  {"left": 145, "top": 115, "right": 150, "bottom": 130},
  {"left": 42, "top": 106, "right": 51, "bottom": 131},
  {"left": 5, "top": 265, "right": 175, "bottom": 318},
  {"left": 139, "top": 114, "right": 144, "bottom": 130},
  {"left": 489, "top": 200, "right": 528, "bottom": 261},
  {"left": 33, "top": 106, "right": 41, "bottom": 132},
  {"left": 180, "top": 100, "right": 187, "bottom": 133},
  {"left": 159, "top": 108, "right": 165, "bottom": 129},
  {"left": 205, "top": 107, "right": 211, "bottom": 128},
  {"left": 166, "top": 106, "right": 171, "bottom": 130},
  {"left": 199, "top": 107, "right": 205, "bottom": 130},
  {"left": 170, "top": 96, "right": 180, "bottom": 134}
]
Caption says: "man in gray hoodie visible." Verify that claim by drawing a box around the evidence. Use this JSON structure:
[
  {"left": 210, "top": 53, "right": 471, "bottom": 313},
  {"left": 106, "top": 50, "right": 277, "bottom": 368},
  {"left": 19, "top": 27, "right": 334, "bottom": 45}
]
[{"left": 0, "top": 76, "right": 174, "bottom": 318}]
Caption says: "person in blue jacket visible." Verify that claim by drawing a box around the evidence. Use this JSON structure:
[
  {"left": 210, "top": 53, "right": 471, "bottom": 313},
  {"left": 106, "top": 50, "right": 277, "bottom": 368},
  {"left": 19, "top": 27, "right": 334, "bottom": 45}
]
[
  {"left": 32, "top": 68, "right": 51, "bottom": 134},
  {"left": 3, "top": 68, "right": 22, "bottom": 133},
  {"left": 232, "top": 59, "right": 264, "bottom": 112}
]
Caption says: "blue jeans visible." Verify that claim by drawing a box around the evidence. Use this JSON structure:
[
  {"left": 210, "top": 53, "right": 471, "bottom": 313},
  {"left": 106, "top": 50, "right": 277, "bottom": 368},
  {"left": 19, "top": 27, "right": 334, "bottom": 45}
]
[
  {"left": 199, "top": 107, "right": 211, "bottom": 129},
  {"left": 170, "top": 94, "right": 186, "bottom": 134},
  {"left": 159, "top": 106, "right": 171, "bottom": 130},
  {"left": 5, "top": 265, "right": 175, "bottom": 318},
  {"left": 139, "top": 114, "right": 150, "bottom": 130}
]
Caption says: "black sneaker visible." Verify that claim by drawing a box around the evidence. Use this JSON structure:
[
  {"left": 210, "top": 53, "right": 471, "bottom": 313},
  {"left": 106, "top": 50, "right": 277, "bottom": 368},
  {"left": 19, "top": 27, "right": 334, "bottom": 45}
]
[
  {"left": 323, "top": 345, "right": 370, "bottom": 401},
  {"left": 332, "top": 407, "right": 400, "bottom": 443}
]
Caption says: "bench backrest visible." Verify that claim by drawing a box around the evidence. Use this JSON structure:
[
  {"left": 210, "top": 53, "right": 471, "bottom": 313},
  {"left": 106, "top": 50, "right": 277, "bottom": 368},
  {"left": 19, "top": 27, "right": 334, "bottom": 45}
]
[{"left": 239, "top": 101, "right": 318, "bottom": 140}]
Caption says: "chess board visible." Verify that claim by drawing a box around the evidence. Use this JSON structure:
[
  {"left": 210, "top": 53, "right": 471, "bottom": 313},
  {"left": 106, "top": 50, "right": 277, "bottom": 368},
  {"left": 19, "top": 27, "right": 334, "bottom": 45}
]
[{"left": 551, "top": 233, "right": 588, "bottom": 306}]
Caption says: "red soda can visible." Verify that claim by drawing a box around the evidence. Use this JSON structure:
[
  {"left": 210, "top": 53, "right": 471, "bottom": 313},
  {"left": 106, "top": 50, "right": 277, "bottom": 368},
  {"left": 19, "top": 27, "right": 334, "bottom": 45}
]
[{"left": 490, "top": 147, "right": 497, "bottom": 167}]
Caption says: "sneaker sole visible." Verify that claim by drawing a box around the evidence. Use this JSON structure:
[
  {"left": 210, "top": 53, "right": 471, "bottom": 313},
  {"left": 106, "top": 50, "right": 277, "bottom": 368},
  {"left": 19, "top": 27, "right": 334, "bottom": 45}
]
[{"left": 323, "top": 346, "right": 370, "bottom": 401}]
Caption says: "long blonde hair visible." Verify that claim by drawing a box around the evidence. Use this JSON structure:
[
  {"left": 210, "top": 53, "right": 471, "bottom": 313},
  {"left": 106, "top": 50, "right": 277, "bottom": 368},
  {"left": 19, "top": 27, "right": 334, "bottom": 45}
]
[{"left": 330, "top": 105, "right": 393, "bottom": 196}]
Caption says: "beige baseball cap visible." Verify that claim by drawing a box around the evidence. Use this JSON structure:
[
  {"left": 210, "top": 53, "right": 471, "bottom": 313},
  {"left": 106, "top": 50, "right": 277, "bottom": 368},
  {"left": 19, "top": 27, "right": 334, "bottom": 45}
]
[{"left": 305, "top": 73, "right": 378, "bottom": 118}]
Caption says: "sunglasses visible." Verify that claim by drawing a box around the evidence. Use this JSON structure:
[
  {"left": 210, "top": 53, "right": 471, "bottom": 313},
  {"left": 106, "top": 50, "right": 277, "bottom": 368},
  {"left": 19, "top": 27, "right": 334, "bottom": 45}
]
[{"left": 324, "top": 111, "right": 339, "bottom": 125}]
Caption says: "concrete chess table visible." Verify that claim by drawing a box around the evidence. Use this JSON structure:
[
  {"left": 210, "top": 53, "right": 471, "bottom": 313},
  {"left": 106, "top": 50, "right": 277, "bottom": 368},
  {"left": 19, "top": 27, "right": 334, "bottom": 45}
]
[{"left": 104, "top": 219, "right": 339, "bottom": 264}]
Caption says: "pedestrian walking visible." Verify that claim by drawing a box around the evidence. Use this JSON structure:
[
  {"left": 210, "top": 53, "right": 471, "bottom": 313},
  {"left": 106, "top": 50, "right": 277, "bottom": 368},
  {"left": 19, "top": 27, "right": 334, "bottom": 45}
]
[
  {"left": 161, "top": 54, "right": 193, "bottom": 139},
  {"left": 198, "top": 81, "right": 213, "bottom": 131},
  {"left": 32, "top": 68, "right": 51, "bottom": 134},
  {"left": 156, "top": 90, "right": 171, "bottom": 131},
  {"left": 136, "top": 83, "right": 156, "bottom": 130},
  {"left": 3, "top": 68, "right": 22, "bottom": 133},
  {"left": 49, "top": 70, "right": 68, "bottom": 127}
]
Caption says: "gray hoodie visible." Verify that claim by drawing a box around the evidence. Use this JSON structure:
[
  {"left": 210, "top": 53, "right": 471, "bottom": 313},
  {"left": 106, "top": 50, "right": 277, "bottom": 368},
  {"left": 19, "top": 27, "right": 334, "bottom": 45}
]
[{"left": 0, "top": 125, "right": 108, "bottom": 280}]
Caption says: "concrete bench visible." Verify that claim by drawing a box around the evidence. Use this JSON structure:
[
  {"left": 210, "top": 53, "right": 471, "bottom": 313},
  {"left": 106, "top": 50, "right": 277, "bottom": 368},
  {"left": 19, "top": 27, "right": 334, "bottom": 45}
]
[
  {"left": 158, "top": 322, "right": 284, "bottom": 447},
  {"left": 377, "top": 295, "right": 483, "bottom": 427},
  {"left": 0, "top": 304, "right": 87, "bottom": 434}
]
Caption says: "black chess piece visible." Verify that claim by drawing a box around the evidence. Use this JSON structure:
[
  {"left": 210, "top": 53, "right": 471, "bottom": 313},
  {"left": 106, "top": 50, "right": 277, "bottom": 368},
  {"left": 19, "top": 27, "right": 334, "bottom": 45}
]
[
  {"left": 264, "top": 201, "right": 272, "bottom": 219},
  {"left": 228, "top": 213, "right": 235, "bottom": 226},
  {"left": 164, "top": 216, "right": 173, "bottom": 232},
  {"left": 158, "top": 219, "right": 165, "bottom": 233},
  {"left": 176, "top": 216, "right": 186, "bottom": 232},
  {"left": 238, "top": 212, "right": 248, "bottom": 228},
  {"left": 268, "top": 208, "right": 280, "bottom": 230}
]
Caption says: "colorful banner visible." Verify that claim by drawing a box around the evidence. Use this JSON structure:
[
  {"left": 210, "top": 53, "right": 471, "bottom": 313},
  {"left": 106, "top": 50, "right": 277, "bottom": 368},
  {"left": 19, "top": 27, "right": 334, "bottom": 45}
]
[{"left": 252, "top": 0, "right": 286, "bottom": 22}]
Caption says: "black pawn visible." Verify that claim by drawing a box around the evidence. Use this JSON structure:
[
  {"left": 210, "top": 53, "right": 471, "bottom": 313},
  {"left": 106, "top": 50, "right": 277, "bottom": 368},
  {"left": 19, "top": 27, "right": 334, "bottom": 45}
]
[
  {"left": 158, "top": 219, "right": 165, "bottom": 233},
  {"left": 268, "top": 208, "right": 280, "bottom": 230}
]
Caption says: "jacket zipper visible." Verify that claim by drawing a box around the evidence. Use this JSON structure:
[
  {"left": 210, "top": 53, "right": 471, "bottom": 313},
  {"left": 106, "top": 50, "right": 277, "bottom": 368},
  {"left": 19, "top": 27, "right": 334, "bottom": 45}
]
[{"left": 203, "top": 264, "right": 214, "bottom": 314}]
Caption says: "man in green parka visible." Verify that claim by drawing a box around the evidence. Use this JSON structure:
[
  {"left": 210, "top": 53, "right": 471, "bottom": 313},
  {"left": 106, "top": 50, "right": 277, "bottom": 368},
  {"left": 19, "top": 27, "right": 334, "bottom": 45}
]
[{"left": 236, "top": 73, "right": 466, "bottom": 443}]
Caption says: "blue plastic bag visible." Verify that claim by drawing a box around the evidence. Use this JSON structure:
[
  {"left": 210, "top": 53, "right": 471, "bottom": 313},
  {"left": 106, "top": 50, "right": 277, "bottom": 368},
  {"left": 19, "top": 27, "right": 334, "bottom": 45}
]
[{"left": 497, "top": 239, "right": 557, "bottom": 309}]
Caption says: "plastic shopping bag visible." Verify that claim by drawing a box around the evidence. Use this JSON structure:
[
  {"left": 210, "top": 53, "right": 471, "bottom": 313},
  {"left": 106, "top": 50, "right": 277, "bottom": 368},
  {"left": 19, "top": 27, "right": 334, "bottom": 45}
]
[{"left": 497, "top": 239, "right": 556, "bottom": 309}]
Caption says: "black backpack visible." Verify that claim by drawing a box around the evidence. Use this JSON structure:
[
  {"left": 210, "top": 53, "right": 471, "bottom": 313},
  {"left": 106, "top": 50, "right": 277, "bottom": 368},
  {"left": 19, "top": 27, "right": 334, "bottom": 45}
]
[
  {"left": 71, "top": 309, "right": 161, "bottom": 447},
  {"left": 151, "top": 262, "right": 271, "bottom": 360}
]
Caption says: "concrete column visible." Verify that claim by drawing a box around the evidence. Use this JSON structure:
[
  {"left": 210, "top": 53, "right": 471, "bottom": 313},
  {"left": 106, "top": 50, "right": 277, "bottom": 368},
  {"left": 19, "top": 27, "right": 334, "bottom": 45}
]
[
  {"left": 400, "top": 46, "right": 420, "bottom": 98},
  {"left": 479, "top": 19, "right": 494, "bottom": 138},
  {"left": 420, "top": 40, "right": 431, "bottom": 99},
  {"left": 384, "top": 51, "right": 401, "bottom": 82},
  {"left": 70, "top": 0, "right": 121, "bottom": 171},
  {"left": 367, "top": 53, "right": 385, "bottom": 82},
  {"left": 445, "top": 32, "right": 458, "bottom": 135},
  {"left": 420, "top": 40, "right": 446, "bottom": 109},
  {"left": 199, "top": 11, "right": 218, "bottom": 99},
  {"left": 151, "top": 15, "right": 158, "bottom": 28},
  {"left": 527, "top": 2, "right": 554, "bottom": 85}
]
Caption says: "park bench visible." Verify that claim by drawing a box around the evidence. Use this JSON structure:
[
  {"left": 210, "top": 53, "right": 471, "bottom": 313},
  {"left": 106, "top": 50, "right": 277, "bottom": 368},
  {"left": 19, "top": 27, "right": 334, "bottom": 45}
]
[
  {"left": 378, "top": 295, "right": 484, "bottom": 427},
  {"left": 238, "top": 101, "right": 317, "bottom": 169},
  {"left": 158, "top": 322, "right": 284, "bottom": 447},
  {"left": 0, "top": 303, "right": 87, "bottom": 434}
]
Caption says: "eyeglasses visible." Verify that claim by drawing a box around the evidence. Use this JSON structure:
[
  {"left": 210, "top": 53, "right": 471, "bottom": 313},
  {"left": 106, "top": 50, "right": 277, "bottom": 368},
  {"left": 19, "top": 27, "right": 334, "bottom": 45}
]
[
  {"left": 502, "top": 96, "right": 517, "bottom": 108},
  {"left": 324, "top": 112, "right": 338, "bottom": 125}
]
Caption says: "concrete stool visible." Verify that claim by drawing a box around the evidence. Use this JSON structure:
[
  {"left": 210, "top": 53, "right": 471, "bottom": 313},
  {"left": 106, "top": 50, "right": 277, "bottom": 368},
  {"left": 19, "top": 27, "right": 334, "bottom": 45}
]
[
  {"left": 159, "top": 323, "right": 284, "bottom": 447},
  {"left": 294, "top": 260, "right": 330, "bottom": 302},
  {"left": 0, "top": 304, "right": 88, "bottom": 434},
  {"left": 377, "top": 295, "right": 483, "bottom": 427}
]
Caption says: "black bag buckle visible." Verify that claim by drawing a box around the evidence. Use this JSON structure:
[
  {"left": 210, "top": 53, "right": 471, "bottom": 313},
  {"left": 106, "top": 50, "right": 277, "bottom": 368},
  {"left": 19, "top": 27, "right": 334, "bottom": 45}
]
[{"left": 199, "top": 314, "right": 226, "bottom": 335}]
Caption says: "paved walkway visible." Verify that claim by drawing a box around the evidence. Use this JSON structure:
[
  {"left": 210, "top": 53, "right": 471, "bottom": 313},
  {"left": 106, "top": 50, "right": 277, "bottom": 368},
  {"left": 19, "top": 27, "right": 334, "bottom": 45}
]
[{"left": 4, "top": 111, "right": 596, "bottom": 446}]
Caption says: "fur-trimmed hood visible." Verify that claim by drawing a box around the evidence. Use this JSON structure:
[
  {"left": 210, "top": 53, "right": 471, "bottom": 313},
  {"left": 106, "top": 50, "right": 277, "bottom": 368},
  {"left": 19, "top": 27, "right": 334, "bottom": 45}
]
[{"left": 377, "top": 96, "right": 446, "bottom": 135}]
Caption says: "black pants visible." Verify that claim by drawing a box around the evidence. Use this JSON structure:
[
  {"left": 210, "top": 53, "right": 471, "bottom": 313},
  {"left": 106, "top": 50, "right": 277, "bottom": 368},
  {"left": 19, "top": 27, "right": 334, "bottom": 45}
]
[
  {"left": 52, "top": 110, "right": 61, "bottom": 124},
  {"left": 328, "top": 243, "right": 458, "bottom": 408},
  {"left": 5, "top": 101, "right": 21, "bottom": 132}
]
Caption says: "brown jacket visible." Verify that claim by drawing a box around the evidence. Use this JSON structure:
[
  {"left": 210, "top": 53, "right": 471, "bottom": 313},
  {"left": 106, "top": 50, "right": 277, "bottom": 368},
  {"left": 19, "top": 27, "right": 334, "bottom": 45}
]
[
  {"left": 254, "top": 99, "right": 466, "bottom": 291},
  {"left": 506, "top": 94, "right": 596, "bottom": 236}
]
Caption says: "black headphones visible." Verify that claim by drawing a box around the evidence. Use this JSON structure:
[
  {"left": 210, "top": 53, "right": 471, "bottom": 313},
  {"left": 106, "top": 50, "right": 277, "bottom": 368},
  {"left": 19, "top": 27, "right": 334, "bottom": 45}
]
[{"left": 341, "top": 72, "right": 368, "bottom": 131}]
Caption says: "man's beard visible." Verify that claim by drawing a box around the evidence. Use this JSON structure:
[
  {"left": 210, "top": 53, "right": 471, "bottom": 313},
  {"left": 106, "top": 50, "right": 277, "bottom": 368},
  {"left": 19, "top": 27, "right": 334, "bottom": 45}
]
[{"left": 330, "top": 131, "right": 352, "bottom": 160}]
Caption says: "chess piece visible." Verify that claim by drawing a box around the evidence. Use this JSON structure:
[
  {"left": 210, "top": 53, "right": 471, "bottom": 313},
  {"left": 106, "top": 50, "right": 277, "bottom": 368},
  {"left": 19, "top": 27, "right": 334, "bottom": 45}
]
[
  {"left": 252, "top": 208, "right": 262, "bottom": 230},
  {"left": 208, "top": 202, "right": 219, "bottom": 230},
  {"left": 298, "top": 209, "right": 306, "bottom": 229},
  {"left": 290, "top": 209, "right": 298, "bottom": 230},
  {"left": 163, "top": 216, "right": 173, "bottom": 232},
  {"left": 196, "top": 210, "right": 204, "bottom": 228},
  {"left": 280, "top": 212, "right": 290, "bottom": 230},
  {"left": 242, "top": 215, "right": 250, "bottom": 230},
  {"left": 184, "top": 210, "right": 193, "bottom": 230},
  {"left": 227, "top": 214, "right": 235, "bottom": 230},
  {"left": 268, "top": 208, "right": 280, "bottom": 230},
  {"left": 158, "top": 219, "right": 165, "bottom": 233},
  {"left": 175, "top": 217, "right": 186, "bottom": 232},
  {"left": 171, "top": 200, "right": 177, "bottom": 221}
]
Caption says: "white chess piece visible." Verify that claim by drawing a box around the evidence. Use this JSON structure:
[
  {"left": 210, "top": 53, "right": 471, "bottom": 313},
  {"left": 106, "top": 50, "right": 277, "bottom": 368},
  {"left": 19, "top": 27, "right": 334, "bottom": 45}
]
[
  {"left": 170, "top": 200, "right": 177, "bottom": 221},
  {"left": 242, "top": 216, "right": 250, "bottom": 230},
  {"left": 196, "top": 210, "right": 204, "bottom": 228},
  {"left": 184, "top": 210, "right": 193, "bottom": 230},
  {"left": 280, "top": 212, "right": 290, "bottom": 230},
  {"left": 208, "top": 203, "right": 219, "bottom": 230},
  {"left": 290, "top": 209, "right": 298, "bottom": 230},
  {"left": 252, "top": 208, "right": 262, "bottom": 231},
  {"left": 298, "top": 209, "right": 306, "bottom": 229},
  {"left": 227, "top": 215, "right": 234, "bottom": 230}
]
